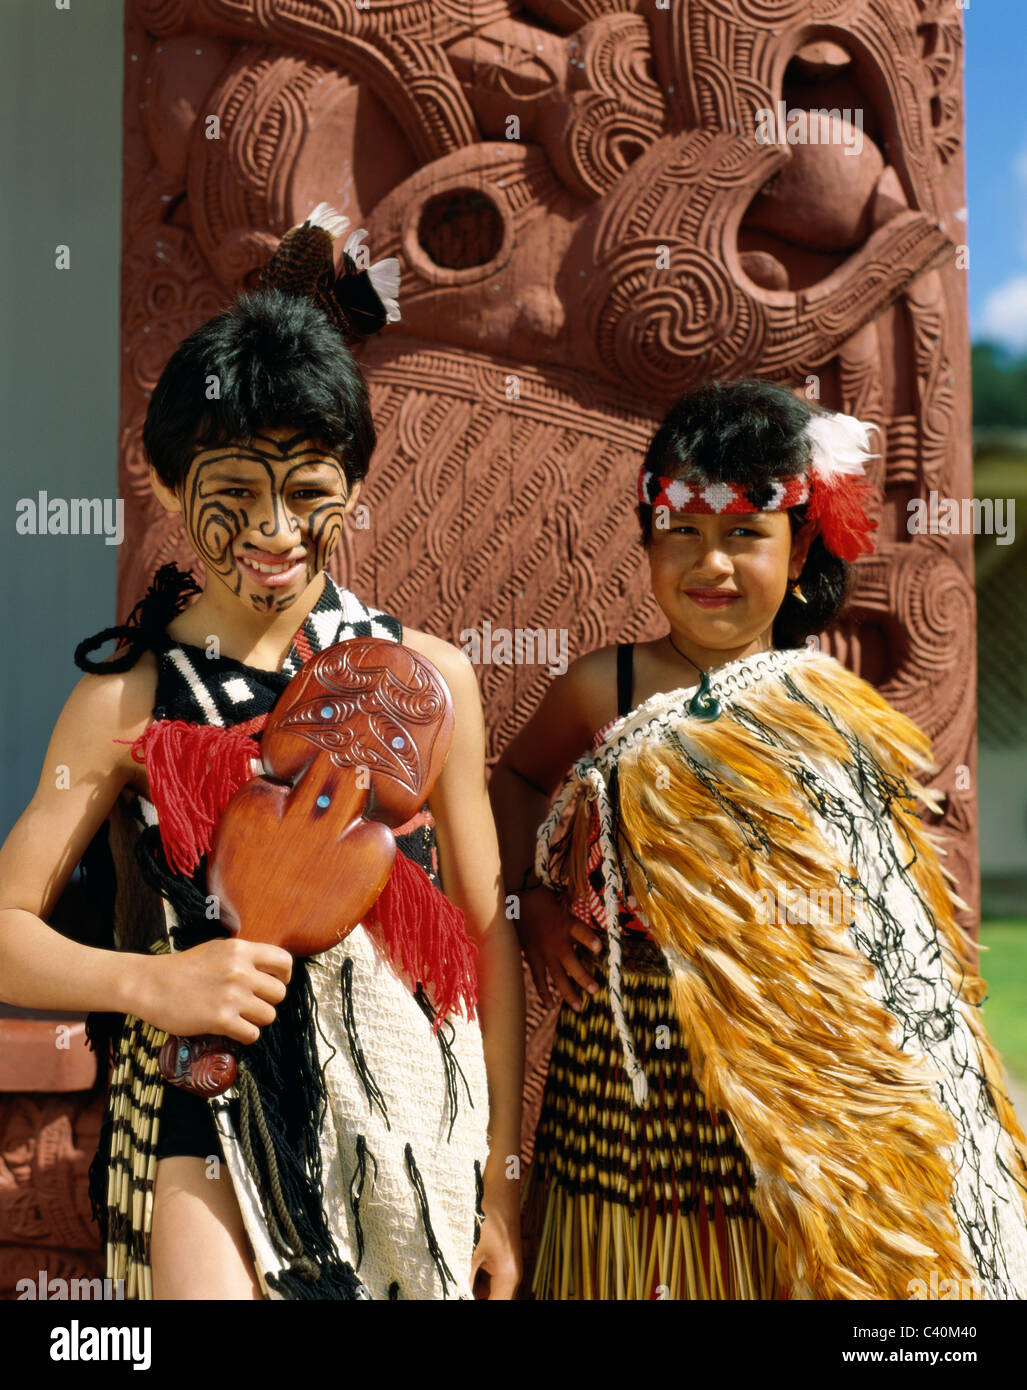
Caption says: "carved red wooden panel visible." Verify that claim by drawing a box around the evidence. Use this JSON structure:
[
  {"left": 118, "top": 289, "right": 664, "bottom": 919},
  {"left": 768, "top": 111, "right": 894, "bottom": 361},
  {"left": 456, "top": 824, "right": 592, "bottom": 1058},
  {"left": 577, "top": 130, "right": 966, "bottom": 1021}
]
[{"left": 1, "top": 0, "right": 977, "bottom": 1284}]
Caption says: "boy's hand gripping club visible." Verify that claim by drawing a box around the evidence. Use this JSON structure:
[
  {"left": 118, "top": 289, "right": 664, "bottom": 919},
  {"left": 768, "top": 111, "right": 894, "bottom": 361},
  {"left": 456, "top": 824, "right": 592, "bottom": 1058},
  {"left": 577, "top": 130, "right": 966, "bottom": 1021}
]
[{"left": 156, "top": 638, "right": 454, "bottom": 1097}]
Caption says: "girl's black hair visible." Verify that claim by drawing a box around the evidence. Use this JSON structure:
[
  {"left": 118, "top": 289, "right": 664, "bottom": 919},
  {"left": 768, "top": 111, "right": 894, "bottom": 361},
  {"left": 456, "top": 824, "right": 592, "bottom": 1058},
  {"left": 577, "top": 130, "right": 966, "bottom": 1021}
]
[
  {"left": 637, "top": 378, "right": 852, "bottom": 648},
  {"left": 142, "top": 287, "right": 376, "bottom": 490}
]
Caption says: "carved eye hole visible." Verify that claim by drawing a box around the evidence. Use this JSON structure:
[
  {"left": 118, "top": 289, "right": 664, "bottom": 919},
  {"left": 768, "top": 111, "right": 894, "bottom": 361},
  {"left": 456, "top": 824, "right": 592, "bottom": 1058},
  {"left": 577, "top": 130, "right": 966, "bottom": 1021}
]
[
  {"left": 615, "top": 137, "right": 647, "bottom": 170},
  {"left": 417, "top": 190, "right": 504, "bottom": 270}
]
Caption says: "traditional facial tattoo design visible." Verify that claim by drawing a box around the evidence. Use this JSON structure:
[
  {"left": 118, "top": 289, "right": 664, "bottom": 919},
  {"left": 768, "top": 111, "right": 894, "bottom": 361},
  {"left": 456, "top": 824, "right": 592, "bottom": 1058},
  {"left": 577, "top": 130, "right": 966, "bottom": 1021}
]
[{"left": 182, "top": 431, "right": 349, "bottom": 613}]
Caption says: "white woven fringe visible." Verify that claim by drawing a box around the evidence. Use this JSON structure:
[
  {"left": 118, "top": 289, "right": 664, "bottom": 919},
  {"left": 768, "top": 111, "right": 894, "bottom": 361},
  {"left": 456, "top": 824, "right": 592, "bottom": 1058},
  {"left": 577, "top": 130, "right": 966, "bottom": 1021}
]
[{"left": 535, "top": 765, "right": 648, "bottom": 1105}]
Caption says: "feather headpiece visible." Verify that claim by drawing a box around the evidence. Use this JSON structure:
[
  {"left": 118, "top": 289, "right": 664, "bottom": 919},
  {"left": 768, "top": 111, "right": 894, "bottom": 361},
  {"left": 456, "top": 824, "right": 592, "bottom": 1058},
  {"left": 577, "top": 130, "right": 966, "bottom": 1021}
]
[
  {"left": 257, "top": 201, "right": 401, "bottom": 346},
  {"left": 637, "top": 406, "right": 879, "bottom": 562},
  {"left": 803, "top": 410, "right": 879, "bottom": 560}
]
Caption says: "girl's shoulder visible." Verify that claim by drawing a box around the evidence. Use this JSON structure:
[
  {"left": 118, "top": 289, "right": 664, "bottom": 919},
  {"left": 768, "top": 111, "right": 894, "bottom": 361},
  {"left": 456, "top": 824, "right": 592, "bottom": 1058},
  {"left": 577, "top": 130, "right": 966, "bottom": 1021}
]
[{"left": 561, "top": 644, "right": 624, "bottom": 735}]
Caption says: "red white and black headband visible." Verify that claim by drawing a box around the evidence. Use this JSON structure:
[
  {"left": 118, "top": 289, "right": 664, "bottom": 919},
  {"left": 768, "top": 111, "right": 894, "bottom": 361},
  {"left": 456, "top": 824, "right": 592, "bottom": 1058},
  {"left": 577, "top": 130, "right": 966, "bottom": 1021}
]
[{"left": 637, "top": 410, "right": 879, "bottom": 562}]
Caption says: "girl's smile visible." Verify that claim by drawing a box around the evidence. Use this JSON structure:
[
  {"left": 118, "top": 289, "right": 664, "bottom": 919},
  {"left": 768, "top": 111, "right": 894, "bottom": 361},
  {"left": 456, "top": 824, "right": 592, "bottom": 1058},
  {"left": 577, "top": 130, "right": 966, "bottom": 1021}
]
[
  {"left": 683, "top": 587, "right": 741, "bottom": 609},
  {"left": 648, "top": 507, "right": 814, "bottom": 669}
]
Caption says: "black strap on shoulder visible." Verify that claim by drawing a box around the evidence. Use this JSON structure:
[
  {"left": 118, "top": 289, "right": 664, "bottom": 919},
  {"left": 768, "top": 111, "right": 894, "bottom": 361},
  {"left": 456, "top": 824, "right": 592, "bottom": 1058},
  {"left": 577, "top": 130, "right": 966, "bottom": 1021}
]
[
  {"left": 616, "top": 642, "right": 635, "bottom": 717},
  {"left": 74, "top": 563, "right": 200, "bottom": 674}
]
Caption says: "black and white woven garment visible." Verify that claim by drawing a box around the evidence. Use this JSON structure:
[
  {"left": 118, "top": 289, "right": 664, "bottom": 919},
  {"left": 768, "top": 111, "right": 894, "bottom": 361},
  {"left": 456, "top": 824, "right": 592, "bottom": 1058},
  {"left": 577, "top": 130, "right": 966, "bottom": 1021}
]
[{"left": 79, "top": 567, "right": 489, "bottom": 1300}]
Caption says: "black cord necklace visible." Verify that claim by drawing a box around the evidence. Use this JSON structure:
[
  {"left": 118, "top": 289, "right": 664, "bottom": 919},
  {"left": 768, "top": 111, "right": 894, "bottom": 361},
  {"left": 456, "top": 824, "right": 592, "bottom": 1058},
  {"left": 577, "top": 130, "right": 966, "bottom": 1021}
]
[{"left": 667, "top": 632, "right": 722, "bottom": 722}]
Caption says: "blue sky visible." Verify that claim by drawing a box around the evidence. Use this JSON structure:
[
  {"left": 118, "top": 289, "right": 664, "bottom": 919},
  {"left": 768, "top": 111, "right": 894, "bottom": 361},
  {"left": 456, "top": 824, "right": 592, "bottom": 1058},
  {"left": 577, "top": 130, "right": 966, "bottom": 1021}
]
[{"left": 966, "top": 5, "right": 1027, "bottom": 351}]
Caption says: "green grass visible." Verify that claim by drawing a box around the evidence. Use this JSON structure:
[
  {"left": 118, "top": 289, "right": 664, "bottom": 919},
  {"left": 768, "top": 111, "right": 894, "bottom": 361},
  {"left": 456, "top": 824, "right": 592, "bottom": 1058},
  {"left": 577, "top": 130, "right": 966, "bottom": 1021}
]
[{"left": 979, "top": 921, "right": 1027, "bottom": 1083}]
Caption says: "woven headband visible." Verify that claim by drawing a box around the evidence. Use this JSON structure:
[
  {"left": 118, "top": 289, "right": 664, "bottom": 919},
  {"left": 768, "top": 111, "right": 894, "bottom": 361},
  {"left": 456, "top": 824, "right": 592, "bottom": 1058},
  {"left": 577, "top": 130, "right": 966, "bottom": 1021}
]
[
  {"left": 638, "top": 473, "right": 810, "bottom": 514},
  {"left": 636, "top": 410, "right": 879, "bottom": 562}
]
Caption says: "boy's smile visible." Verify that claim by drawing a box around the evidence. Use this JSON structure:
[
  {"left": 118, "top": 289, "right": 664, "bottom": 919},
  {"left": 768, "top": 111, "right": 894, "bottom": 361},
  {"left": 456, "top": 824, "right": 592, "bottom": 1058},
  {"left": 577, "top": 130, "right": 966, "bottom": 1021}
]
[
  {"left": 236, "top": 547, "right": 308, "bottom": 588},
  {"left": 153, "top": 426, "right": 360, "bottom": 615}
]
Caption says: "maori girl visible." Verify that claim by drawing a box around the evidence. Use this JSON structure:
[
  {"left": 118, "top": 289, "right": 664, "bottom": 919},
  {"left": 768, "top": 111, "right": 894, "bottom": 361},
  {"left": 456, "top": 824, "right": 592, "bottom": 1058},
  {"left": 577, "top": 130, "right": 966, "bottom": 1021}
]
[{"left": 491, "top": 377, "right": 1027, "bottom": 1300}]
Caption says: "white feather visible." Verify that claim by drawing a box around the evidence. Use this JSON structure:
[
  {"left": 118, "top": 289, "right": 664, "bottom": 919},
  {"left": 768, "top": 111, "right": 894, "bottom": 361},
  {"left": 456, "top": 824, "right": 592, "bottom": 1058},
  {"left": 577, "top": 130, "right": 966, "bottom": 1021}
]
[
  {"left": 368, "top": 257, "right": 402, "bottom": 322},
  {"left": 805, "top": 411, "right": 880, "bottom": 485},
  {"left": 342, "top": 227, "right": 369, "bottom": 261},
  {"left": 303, "top": 202, "right": 350, "bottom": 240},
  {"left": 337, "top": 229, "right": 403, "bottom": 324}
]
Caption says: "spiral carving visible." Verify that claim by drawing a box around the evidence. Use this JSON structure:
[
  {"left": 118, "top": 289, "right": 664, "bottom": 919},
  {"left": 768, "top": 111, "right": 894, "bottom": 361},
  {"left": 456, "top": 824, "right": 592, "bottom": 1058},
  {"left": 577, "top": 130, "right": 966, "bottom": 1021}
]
[
  {"left": 582, "top": 16, "right": 661, "bottom": 111},
  {"left": 555, "top": 95, "right": 662, "bottom": 199},
  {"left": 850, "top": 548, "right": 975, "bottom": 769},
  {"left": 706, "top": 0, "right": 859, "bottom": 25},
  {"left": 588, "top": 242, "right": 764, "bottom": 396}
]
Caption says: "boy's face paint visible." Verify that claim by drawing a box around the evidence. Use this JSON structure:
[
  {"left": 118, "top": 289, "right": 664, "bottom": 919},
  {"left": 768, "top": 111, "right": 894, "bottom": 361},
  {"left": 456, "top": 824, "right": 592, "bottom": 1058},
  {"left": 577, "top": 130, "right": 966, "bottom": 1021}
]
[
  {"left": 647, "top": 510, "right": 810, "bottom": 652},
  {"left": 178, "top": 429, "right": 354, "bottom": 613}
]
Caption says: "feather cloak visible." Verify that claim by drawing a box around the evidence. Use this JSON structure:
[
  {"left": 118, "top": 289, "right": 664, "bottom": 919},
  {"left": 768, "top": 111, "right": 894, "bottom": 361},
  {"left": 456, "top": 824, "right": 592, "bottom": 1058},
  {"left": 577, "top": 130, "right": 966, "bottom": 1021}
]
[{"left": 536, "top": 646, "right": 1027, "bottom": 1300}]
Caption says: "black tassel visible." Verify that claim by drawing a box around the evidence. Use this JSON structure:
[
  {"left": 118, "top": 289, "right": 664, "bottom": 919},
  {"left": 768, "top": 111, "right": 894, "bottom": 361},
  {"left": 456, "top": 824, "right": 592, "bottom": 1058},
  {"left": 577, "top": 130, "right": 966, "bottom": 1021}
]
[
  {"left": 473, "top": 1159, "right": 485, "bottom": 1250},
  {"left": 404, "top": 1142, "right": 455, "bottom": 1296},
  {"left": 348, "top": 1135, "right": 378, "bottom": 1272},
  {"left": 74, "top": 563, "right": 200, "bottom": 672},
  {"left": 87, "top": 1114, "right": 114, "bottom": 1243},
  {"left": 413, "top": 985, "right": 473, "bottom": 1142},
  {"left": 339, "top": 957, "right": 390, "bottom": 1129}
]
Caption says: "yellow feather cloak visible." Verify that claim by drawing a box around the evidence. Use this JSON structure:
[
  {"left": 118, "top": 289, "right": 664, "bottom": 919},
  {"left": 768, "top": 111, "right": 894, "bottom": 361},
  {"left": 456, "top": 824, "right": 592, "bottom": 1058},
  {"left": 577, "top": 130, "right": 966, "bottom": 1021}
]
[{"left": 537, "top": 647, "right": 1027, "bottom": 1300}]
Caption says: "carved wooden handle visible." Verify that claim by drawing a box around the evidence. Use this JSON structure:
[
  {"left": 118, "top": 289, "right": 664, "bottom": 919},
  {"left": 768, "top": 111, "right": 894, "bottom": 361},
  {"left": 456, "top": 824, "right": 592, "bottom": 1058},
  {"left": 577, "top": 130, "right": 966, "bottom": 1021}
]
[{"left": 158, "top": 1033, "right": 239, "bottom": 1096}]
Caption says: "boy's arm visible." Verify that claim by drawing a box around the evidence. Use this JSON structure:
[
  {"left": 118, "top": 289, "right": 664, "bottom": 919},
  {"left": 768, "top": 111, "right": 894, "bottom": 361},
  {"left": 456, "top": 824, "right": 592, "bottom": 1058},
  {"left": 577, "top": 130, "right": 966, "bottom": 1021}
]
[
  {"left": 0, "top": 663, "right": 292, "bottom": 1040},
  {"left": 0, "top": 664, "right": 158, "bottom": 1013},
  {"left": 402, "top": 631, "right": 524, "bottom": 1300}
]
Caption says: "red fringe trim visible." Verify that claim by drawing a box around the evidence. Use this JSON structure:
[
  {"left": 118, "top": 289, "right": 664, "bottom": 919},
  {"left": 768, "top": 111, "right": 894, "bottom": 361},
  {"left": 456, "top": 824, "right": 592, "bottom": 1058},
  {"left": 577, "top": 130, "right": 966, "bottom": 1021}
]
[
  {"left": 130, "top": 720, "right": 263, "bottom": 876},
  {"left": 366, "top": 851, "right": 479, "bottom": 1026},
  {"left": 130, "top": 719, "right": 478, "bottom": 1024}
]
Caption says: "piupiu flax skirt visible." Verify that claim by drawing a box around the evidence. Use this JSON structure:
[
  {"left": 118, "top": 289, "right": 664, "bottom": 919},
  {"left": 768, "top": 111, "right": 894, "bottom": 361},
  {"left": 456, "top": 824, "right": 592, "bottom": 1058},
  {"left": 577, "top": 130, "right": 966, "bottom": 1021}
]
[{"left": 523, "top": 936, "right": 783, "bottom": 1300}]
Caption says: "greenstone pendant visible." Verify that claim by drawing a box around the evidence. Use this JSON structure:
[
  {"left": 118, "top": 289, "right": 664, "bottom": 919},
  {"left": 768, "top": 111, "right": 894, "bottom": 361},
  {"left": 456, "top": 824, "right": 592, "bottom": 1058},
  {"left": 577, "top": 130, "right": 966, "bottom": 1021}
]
[{"left": 688, "top": 670, "right": 722, "bottom": 722}]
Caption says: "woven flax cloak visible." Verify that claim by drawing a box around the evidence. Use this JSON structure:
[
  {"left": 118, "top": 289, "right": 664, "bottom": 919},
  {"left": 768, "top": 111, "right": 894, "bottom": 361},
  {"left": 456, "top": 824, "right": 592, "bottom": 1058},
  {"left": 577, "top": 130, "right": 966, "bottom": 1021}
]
[{"left": 536, "top": 646, "right": 1027, "bottom": 1300}]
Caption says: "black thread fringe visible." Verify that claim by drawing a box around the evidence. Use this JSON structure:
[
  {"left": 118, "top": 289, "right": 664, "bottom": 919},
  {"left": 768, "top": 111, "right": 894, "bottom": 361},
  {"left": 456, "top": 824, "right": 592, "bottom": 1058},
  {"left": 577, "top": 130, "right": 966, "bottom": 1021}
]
[
  {"left": 405, "top": 1142, "right": 455, "bottom": 1296},
  {"left": 340, "top": 956, "right": 390, "bottom": 1129},
  {"left": 414, "top": 984, "right": 474, "bottom": 1142}
]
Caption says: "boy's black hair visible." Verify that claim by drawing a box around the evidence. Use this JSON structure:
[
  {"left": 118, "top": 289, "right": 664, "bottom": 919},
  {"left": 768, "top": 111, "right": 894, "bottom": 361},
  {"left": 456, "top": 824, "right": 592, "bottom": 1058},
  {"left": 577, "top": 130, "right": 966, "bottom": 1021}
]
[
  {"left": 142, "top": 287, "right": 376, "bottom": 490},
  {"left": 637, "top": 378, "right": 852, "bottom": 648}
]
